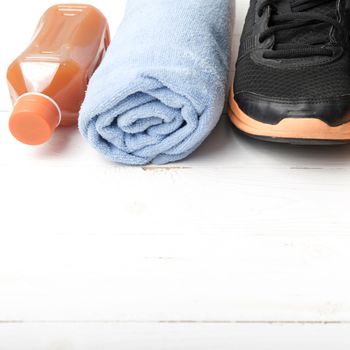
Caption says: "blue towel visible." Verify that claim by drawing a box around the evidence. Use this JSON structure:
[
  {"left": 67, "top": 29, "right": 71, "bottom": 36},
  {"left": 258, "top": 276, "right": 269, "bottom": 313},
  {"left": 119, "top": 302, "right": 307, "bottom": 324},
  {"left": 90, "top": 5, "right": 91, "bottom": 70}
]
[{"left": 79, "top": 0, "right": 233, "bottom": 165}]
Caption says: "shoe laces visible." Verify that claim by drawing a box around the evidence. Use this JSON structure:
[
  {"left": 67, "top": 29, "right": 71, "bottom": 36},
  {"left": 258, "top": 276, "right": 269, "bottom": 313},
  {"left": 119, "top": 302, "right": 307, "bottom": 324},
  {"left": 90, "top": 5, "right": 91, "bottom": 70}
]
[{"left": 258, "top": 0, "right": 344, "bottom": 59}]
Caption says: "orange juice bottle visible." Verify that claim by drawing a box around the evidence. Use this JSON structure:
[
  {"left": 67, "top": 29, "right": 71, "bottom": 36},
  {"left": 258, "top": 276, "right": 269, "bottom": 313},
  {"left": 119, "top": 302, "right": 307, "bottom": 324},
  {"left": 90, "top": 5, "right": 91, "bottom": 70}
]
[{"left": 7, "top": 4, "right": 110, "bottom": 145}]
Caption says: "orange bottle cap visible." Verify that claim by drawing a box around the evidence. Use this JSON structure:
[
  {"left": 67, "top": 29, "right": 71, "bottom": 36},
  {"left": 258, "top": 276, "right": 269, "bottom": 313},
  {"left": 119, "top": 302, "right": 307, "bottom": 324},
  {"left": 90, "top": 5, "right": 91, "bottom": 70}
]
[{"left": 9, "top": 93, "right": 61, "bottom": 145}]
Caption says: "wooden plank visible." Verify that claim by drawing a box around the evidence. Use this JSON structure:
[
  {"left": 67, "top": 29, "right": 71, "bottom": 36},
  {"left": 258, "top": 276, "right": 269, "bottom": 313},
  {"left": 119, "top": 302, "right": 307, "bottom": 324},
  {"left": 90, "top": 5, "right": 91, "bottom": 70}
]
[
  {"left": 1, "top": 233, "right": 350, "bottom": 321},
  {"left": 0, "top": 323, "right": 350, "bottom": 350}
]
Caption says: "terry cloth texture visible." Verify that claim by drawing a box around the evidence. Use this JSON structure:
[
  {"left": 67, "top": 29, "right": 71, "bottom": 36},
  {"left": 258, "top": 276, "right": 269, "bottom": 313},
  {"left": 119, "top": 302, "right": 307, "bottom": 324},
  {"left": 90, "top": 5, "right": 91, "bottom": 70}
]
[{"left": 79, "top": 0, "right": 233, "bottom": 165}]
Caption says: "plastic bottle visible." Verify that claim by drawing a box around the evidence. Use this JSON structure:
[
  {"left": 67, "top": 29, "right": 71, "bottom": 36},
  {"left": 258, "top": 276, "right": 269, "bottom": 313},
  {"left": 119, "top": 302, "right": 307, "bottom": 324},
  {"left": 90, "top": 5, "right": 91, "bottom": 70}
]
[{"left": 7, "top": 4, "right": 110, "bottom": 145}]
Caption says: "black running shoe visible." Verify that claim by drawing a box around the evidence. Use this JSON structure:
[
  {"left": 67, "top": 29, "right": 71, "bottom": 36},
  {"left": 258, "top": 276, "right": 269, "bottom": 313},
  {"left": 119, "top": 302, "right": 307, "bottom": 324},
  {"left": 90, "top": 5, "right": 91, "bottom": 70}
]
[{"left": 229, "top": 0, "right": 350, "bottom": 144}]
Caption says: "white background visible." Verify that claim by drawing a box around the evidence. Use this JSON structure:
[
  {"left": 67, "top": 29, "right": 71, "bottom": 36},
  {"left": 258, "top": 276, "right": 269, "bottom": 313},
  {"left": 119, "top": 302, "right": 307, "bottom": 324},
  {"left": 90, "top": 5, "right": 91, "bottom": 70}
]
[{"left": 1, "top": 0, "right": 350, "bottom": 349}]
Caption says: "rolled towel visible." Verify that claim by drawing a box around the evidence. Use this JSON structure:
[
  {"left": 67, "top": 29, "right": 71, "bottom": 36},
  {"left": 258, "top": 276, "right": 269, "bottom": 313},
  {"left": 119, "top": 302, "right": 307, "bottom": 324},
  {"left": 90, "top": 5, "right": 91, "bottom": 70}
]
[{"left": 79, "top": 0, "right": 233, "bottom": 165}]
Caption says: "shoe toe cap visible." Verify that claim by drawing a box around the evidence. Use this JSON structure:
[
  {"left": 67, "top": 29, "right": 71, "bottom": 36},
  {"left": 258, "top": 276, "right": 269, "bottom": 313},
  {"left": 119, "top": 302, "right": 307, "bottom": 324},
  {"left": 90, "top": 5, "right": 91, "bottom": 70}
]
[{"left": 235, "top": 93, "right": 350, "bottom": 127}]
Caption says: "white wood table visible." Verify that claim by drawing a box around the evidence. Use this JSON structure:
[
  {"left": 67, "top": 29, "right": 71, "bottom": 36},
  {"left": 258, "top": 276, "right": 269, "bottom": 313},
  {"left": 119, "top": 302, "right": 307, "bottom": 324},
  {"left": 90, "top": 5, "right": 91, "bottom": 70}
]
[{"left": 1, "top": 1, "right": 350, "bottom": 348}]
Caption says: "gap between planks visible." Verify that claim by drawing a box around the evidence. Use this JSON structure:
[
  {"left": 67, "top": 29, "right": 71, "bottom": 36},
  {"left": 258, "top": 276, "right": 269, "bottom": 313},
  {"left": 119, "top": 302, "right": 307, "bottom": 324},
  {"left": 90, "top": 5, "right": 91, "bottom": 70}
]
[{"left": 1, "top": 320, "right": 350, "bottom": 325}]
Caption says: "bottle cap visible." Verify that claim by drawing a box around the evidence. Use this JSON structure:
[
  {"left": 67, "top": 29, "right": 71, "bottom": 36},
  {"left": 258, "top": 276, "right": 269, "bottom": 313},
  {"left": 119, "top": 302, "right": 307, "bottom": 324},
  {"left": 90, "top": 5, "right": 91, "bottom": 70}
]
[{"left": 9, "top": 93, "right": 61, "bottom": 145}]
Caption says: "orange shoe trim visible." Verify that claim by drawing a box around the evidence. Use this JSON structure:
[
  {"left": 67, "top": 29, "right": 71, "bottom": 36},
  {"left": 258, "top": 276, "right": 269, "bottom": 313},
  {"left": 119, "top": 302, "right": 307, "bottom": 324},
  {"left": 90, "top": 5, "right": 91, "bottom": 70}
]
[{"left": 228, "top": 87, "right": 350, "bottom": 141}]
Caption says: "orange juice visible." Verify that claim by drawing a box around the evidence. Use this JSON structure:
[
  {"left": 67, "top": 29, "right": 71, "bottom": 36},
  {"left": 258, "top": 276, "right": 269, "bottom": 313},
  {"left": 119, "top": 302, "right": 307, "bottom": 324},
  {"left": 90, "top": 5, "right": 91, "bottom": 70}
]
[{"left": 7, "top": 4, "right": 110, "bottom": 145}]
